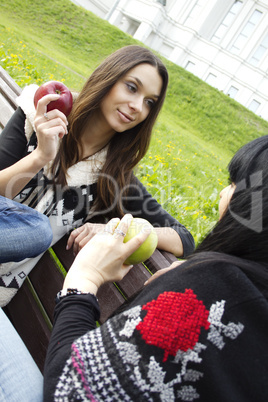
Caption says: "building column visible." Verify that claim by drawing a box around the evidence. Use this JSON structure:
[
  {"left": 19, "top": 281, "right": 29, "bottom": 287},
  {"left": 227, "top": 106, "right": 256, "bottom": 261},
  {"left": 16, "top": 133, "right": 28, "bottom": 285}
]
[{"left": 133, "top": 21, "right": 153, "bottom": 42}]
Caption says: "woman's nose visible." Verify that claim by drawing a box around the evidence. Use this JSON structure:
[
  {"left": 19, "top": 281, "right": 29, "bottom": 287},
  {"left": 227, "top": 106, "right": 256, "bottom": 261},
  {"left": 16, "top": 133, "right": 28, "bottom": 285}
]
[{"left": 130, "top": 96, "right": 143, "bottom": 112}]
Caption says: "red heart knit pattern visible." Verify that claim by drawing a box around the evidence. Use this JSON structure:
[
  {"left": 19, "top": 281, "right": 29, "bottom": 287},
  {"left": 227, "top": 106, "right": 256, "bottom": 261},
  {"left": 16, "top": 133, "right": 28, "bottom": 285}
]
[{"left": 136, "top": 289, "right": 210, "bottom": 362}]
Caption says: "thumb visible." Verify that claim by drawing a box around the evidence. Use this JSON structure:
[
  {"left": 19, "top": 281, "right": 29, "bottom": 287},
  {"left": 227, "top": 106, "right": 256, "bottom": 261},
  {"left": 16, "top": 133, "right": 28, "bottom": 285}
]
[
  {"left": 35, "top": 93, "right": 60, "bottom": 114},
  {"left": 123, "top": 227, "right": 152, "bottom": 257}
]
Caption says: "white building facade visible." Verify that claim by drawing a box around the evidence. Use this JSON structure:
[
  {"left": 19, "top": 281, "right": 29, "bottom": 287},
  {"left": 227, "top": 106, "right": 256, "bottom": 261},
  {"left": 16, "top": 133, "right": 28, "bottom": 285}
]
[{"left": 73, "top": 0, "right": 268, "bottom": 120}]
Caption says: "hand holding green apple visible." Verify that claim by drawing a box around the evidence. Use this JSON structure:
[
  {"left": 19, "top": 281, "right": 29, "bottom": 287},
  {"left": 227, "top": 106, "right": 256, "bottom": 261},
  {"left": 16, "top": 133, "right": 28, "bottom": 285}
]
[
  {"left": 123, "top": 218, "right": 158, "bottom": 265},
  {"left": 63, "top": 215, "right": 155, "bottom": 294}
]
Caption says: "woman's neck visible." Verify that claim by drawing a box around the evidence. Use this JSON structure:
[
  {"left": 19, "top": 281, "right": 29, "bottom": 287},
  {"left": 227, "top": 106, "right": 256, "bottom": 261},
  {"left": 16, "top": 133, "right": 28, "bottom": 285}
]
[{"left": 80, "top": 111, "right": 115, "bottom": 159}]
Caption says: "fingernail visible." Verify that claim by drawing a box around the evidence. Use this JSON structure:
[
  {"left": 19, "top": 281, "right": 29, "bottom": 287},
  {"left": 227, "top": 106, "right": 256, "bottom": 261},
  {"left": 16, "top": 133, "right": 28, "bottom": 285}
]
[{"left": 66, "top": 245, "right": 69, "bottom": 250}]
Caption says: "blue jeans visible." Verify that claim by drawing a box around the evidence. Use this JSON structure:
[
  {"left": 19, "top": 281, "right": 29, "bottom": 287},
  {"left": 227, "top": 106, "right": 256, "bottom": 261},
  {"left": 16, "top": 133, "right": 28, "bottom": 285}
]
[
  {"left": 0, "top": 308, "right": 43, "bottom": 401},
  {"left": 0, "top": 196, "right": 52, "bottom": 263}
]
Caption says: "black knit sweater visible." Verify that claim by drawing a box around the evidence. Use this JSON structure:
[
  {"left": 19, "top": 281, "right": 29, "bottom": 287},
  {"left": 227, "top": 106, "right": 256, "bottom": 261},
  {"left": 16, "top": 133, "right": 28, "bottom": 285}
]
[{"left": 44, "top": 251, "right": 268, "bottom": 401}]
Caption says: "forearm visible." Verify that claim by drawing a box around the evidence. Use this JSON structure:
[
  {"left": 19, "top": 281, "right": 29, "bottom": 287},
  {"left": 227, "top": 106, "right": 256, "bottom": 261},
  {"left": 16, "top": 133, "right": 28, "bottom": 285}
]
[
  {"left": 0, "top": 149, "right": 48, "bottom": 198},
  {"left": 43, "top": 294, "right": 100, "bottom": 402},
  {"left": 155, "top": 227, "right": 183, "bottom": 257}
]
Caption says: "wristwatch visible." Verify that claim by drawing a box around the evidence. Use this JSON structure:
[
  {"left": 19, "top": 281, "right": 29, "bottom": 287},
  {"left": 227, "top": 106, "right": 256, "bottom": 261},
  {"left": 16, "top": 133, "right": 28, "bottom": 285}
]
[{"left": 55, "top": 288, "right": 89, "bottom": 303}]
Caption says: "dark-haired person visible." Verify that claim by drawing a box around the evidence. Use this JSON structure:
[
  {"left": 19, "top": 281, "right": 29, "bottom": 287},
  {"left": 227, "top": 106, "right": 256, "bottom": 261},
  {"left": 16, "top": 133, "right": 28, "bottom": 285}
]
[
  {"left": 44, "top": 135, "right": 268, "bottom": 401},
  {"left": 0, "top": 45, "right": 194, "bottom": 306}
]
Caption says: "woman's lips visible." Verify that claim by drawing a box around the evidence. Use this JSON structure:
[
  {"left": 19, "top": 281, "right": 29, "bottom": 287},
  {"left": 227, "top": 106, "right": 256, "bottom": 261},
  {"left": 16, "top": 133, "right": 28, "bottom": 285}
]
[{"left": 118, "top": 110, "right": 134, "bottom": 123}]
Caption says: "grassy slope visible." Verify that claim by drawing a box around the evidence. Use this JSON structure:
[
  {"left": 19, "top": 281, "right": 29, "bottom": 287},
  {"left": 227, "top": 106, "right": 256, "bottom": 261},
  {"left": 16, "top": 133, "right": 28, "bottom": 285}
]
[{"left": 1, "top": 0, "right": 268, "bottom": 242}]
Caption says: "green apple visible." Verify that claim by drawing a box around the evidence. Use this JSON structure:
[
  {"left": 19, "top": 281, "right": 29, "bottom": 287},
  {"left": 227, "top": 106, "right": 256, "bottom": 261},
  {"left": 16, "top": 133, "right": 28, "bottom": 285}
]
[{"left": 124, "top": 218, "right": 158, "bottom": 265}]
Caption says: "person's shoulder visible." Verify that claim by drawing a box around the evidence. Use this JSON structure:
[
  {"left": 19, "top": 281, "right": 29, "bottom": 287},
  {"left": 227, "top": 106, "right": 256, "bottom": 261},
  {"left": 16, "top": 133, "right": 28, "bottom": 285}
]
[
  {"left": 16, "top": 84, "right": 39, "bottom": 140},
  {"left": 182, "top": 251, "right": 268, "bottom": 296},
  {"left": 186, "top": 251, "right": 244, "bottom": 268},
  {"left": 16, "top": 84, "right": 38, "bottom": 109},
  {"left": 187, "top": 251, "right": 266, "bottom": 273},
  {"left": 175, "top": 251, "right": 248, "bottom": 283}
]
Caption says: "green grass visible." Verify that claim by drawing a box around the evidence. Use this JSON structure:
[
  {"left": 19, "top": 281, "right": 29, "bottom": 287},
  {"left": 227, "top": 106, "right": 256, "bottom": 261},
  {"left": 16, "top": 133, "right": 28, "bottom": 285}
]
[{"left": 1, "top": 0, "right": 268, "bottom": 245}]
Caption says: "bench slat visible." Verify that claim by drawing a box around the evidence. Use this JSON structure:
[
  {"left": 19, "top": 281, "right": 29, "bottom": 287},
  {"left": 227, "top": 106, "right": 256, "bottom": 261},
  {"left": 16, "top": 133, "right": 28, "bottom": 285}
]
[
  {"left": 115, "top": 262, "right": 151, "bottom": 298},
  {"left": 0, "top": 94, "right": 16, "bottom": 130},
  {"left": 144, "top": 248, "right": 175, "bottom": 273},
  {"left": 52, "top": 234, "right": 75, "bottom": 270},
  {"left": 160, "top": 250, "right": 179, "bottom": 264},
  {"left": 4, "top": 279, "right": 51, "bottom": 373},
  {"left": 0, "top": 67, "right": 21, "bottom": 97},
  {"left": 28, "top": 251, "right": 65, "bottom": 322},
  {"left": 0, "top": 78, "right": 19, "bottom": 109}
]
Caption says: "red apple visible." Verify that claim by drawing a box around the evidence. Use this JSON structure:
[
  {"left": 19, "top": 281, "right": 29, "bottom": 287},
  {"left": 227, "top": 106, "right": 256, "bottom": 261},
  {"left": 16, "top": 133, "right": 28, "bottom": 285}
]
[
  {"left": 34, "top": 81, "right": 73, "bottom": 117},
  {"left": 123, "top": 218, "right": 158, "bottom": 265}
]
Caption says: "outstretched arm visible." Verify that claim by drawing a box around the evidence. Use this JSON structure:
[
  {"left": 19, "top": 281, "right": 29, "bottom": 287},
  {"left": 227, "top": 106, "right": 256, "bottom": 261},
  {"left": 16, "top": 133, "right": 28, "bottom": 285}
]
[
  {"left": 66, "top": 179, "right": 195, "bottom": 258},
  {"left": 154, "top": 226, "right": 183, "bottom": 256},
  {"left": 67, "top": 221, "right": 185, "bottom": 258}
]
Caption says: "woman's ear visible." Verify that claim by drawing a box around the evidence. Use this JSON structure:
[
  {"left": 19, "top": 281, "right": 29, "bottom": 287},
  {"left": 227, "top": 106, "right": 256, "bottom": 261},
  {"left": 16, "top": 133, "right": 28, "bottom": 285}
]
[{"left": 219, "top": 183, "right": 236, "bottom": 220}]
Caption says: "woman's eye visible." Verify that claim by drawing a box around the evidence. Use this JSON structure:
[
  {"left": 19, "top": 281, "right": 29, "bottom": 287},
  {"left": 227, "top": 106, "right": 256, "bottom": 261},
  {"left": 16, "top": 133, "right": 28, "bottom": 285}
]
[
  {"left": 126, "top": 83, "right": 137, "bottom": 93},
  {"left": 145, "top": 98, "right": 155, "bottom": 108}
]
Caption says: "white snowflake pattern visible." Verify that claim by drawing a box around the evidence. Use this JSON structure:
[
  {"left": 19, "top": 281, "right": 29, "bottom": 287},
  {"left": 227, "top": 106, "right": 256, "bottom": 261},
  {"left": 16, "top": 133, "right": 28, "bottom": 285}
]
[
  {"left": 119, "top": 305, "right": 142, "bottom": 337},
  {"left": 207, "top": 300, "right": 244, "bottom": 349}
]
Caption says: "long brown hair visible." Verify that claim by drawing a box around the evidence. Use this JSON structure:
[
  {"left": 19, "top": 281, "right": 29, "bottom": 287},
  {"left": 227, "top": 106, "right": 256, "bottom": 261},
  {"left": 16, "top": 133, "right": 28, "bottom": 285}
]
[{"left": 51, "top": 45, "right": 169, "bottom": 218}]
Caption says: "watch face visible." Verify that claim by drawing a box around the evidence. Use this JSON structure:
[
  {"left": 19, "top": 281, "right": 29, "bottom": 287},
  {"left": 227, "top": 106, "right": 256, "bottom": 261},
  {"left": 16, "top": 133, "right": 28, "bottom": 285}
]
[{"left": 56, "top": 289, "right": 88, "bottom": 303}]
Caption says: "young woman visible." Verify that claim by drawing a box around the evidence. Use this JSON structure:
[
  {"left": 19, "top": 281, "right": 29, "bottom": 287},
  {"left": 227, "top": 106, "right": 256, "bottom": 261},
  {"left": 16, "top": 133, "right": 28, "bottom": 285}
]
[
  {"left": 0, "top": 45, "right": 194, "bottom": 306},
  {"left": 44, "top": 136, "right": 268, "bottom": 401}
]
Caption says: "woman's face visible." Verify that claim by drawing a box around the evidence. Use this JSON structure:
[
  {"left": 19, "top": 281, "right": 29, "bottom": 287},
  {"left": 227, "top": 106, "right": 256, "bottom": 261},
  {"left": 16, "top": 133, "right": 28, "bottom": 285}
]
[
  {"left": 219, "top": 183, "right": 236, "bottom": 219},
  {"left": 99, "top": 63, "right": 163, "bottom": 133}
]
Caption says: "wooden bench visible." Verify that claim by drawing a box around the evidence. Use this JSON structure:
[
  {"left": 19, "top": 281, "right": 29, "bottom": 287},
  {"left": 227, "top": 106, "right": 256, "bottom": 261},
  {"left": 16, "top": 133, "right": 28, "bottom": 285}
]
[{"left": 0, "top": 66, "right": 178, "bottom": 373}]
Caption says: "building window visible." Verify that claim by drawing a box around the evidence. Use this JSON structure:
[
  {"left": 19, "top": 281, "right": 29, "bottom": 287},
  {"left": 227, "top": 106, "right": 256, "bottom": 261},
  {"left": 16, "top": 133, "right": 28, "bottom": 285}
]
[
  {"left": 227, "top": 86, "right": 239, "bottom": 99},
  {"left": 230, "top": 10, "right": 263, "bottom": 55},
  {"left": 184, "top": 0, "right": 206, "bottom": 26},
  {"left": 212, "top": 1, "right": 242, "bottom": 44},
  {"left": 185, "top": 61, "right": 196, "bottom": 73},
  {"left": 248, "top": 99, "right": 261, "bottom": 113},
  {"left": 206, "top": 73, "right": 217, "bottom": 86},
  {"left": 249, "top": 32, "right": 268, "bottom": 66}
]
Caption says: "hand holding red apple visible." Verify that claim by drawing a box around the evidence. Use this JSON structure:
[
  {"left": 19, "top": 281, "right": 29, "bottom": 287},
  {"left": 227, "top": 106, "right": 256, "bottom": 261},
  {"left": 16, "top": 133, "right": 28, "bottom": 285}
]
[
  {"left": 33, "top": 87, "right": 70, "bottom": 165},
  {"left": 34, "top": 81, "right": 73, "bottom": 117}
]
